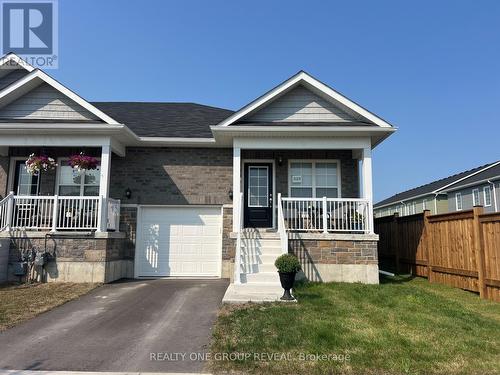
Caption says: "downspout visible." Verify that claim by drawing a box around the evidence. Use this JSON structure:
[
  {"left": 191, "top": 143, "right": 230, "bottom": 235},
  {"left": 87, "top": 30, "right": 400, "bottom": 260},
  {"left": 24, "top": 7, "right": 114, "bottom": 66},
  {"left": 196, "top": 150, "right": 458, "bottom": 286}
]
[
  {"left": 400, "top": 201, "right": 406, "bottom": 216},
  {"left": 488, "top": 179, "right": 498, "bottom": 212},
  {"left": 434, "top": 193, "right": 438, "bottom": 214}
]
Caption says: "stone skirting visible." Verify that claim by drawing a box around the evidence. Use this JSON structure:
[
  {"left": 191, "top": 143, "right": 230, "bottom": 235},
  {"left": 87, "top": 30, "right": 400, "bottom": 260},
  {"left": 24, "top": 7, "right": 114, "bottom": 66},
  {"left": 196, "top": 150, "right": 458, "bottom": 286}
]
[
  {"left": 289, "top": 236, "right": 379, "bottom": 284},
  {"left": 6, "top": 232, "right": 134, "bottom": 283}
]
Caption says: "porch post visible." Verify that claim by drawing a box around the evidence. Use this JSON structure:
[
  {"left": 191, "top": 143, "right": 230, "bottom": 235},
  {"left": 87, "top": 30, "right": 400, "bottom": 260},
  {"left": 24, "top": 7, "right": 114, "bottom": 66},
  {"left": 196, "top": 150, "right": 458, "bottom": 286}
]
[
  {"left": 233, "top": 146, "right": 241, "bottom": 232},
  {"left": 98, "top": 144, "right": 111, "bottom": 232},
  {"left": 361, "top": 147, "right": 374, "bottom": 233}
]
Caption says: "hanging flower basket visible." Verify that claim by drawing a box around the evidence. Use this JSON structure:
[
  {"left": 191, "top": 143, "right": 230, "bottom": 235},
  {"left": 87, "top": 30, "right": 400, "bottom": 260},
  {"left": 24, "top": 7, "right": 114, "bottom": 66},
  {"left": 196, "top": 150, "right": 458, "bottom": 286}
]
[
  {"left": 25, "top": 153, "right": 57, "bottom": 175},
  {"left": 68, "top": 152, "right": 99, "bottom": 173}
]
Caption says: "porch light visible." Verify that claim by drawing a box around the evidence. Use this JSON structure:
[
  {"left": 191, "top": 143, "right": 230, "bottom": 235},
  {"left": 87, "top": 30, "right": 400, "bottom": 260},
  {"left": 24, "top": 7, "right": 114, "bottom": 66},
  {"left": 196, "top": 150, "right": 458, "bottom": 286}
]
[
  {"left": 228, "top": 189, "right": 233, "bottom": 201},
  {"left": 277, "top": 156, "right": 283, "bottom": 166},
  {"left": 125, "top": 188, "right": 132, "bottom": 199}
]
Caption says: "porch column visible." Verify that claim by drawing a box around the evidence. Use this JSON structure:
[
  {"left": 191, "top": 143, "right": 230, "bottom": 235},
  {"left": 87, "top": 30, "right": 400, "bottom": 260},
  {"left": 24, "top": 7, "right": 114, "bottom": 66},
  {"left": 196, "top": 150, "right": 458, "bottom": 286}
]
[
  {"left": 361, "top": 147, "right": 374, "bottom": 233},
  {"left": 233, "top": 146, "right": 241, "bottom": 232},
  {"left": 97, "top": 144, "right": 111, "bottom": 232}
]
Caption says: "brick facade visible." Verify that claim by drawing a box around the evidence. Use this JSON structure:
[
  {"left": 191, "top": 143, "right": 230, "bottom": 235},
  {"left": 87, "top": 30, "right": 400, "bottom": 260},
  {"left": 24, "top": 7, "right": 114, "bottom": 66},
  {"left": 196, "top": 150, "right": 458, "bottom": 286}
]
[{"left": 241, "top": 149, "right": 359, "bottom": 198}]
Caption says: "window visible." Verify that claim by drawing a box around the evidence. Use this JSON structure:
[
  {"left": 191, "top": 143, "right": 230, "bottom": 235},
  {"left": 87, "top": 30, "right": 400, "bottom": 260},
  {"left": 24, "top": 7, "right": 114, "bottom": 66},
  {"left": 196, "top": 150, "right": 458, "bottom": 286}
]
[
  {"left": 13, "top": 160, "right": 39, "bottom": 195},
  {"left": 289, "top": 161, "right": 339, "bottom": 198},
  {"left": 472, "top": 188, "right": 480, "bottom": 206},
  {"left": 57, "top": 159, "right": 100, "bottom": 196},
  {"left": 484, "top": 186, "right": 492, "bottom": 207},
  {"left": 248, "top": 166, "right": 268, "bottom": 207},
  {"left": 456, "top": 192, "right": 463, "bottom": 211}
]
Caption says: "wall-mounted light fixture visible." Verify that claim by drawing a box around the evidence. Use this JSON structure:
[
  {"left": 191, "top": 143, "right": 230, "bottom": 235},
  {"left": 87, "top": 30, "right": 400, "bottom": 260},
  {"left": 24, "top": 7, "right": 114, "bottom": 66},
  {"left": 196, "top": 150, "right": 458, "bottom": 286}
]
[
  {"left": 277, "top": 155, "right": 283, "bottom": 166},
  {"left": 228, "top": 189, "right": 233, "bottom": 201},
  {"left": 125, "top": 188, "right": 132, "bottom": 199}
]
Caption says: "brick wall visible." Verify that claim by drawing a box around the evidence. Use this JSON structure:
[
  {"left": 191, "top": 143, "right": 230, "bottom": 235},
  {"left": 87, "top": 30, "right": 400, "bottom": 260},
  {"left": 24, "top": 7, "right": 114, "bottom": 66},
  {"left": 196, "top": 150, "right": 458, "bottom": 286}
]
[
  {"left": 110, "top": 147, "right": 233, "bottom": 205},
  {"left": 241, "top": 150, "right": 359, "bottom": 198}
]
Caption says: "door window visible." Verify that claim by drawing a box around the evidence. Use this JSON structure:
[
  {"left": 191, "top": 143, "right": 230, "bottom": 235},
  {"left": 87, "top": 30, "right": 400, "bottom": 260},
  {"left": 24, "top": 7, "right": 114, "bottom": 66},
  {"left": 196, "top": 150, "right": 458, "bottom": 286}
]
[
  {"left": 248, "top": 166, "right": 268, "bottom": 207},
  {"left": 14, "top": 160, "right": 39, "bottom": 195}
]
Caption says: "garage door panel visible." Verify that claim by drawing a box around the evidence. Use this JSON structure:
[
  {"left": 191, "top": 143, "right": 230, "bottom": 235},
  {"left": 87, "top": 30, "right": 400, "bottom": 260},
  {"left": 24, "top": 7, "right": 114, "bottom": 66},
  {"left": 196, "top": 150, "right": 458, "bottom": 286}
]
[{"left": 137, "top": 207, "right": 222, "bottom": 277}]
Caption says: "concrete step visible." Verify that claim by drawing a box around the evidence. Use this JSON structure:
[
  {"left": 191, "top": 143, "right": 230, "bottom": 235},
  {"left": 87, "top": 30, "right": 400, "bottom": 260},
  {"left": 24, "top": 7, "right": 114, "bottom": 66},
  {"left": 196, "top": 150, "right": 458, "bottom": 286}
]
[
  {"left": 242, "top": 272, "right": 280, "bottom": 283},
  {"left": 222, "top": 283, "right": 292, "bottom": 303},
  {"left": 241, "top": 232, "right": 280, "bottom": 240},
  {"left": 240, "top": 254, "right": 280, "bottom": 265},
  {"left": 241, "top": 263, "right": 277, "bottom": 273},
  {"left": 241, "top": 246, "right": 282, "bottom": 256}
]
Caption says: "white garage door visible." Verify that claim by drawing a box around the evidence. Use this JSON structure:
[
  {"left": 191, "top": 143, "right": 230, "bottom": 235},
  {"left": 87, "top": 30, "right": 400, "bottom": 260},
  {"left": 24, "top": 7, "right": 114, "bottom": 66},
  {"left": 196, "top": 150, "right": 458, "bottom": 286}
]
[{"left": 136, "top": 206, "right": 222, "bottom": 277}]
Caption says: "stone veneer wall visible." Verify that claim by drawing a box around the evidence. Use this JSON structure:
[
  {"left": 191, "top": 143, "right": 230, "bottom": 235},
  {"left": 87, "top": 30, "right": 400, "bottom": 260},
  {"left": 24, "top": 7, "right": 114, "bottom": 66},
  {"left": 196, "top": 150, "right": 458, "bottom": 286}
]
[
  {"left": 7, "top": 233, "right": 133, "bottom": 283},
  {"left": 289, "top": 236, "right": 379, "bottom": 284}
]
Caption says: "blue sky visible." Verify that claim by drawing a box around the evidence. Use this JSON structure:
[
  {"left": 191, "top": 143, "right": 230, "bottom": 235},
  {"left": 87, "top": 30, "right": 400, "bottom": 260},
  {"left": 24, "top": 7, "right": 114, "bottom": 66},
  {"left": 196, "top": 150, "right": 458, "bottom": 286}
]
[{"left": 56, "top": 0, "right": 499, "bottom": 201}]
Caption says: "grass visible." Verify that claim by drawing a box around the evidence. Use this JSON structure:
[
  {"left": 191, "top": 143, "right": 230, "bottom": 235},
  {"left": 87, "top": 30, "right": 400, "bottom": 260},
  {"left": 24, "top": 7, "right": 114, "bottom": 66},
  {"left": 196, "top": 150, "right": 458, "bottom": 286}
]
[
  {"left": 0, "top": 282, "right": 99, "bottom": 331},
  {"left": 210, "top": 276, "right": 500, "bottom": 375}
]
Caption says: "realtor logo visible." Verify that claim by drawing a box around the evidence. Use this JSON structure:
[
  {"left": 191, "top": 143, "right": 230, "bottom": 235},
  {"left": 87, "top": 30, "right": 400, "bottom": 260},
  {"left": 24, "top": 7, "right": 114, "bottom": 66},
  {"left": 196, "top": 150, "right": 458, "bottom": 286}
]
[{"left": 1, "top": 0, "right": 58, "bottom": 68}]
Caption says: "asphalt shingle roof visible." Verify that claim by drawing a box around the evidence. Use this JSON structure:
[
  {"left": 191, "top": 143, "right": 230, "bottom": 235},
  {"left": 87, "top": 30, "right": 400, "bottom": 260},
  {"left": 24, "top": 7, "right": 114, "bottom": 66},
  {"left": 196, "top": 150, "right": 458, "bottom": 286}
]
[
  {"left": 442, "top": 162, "right": 500, "bottom": 191},
  {"left": 374, "top": 161, "right": 499, "bottom": 208},
  {"left": 91, "top": 102, "right": 234, "bottom": 138}
]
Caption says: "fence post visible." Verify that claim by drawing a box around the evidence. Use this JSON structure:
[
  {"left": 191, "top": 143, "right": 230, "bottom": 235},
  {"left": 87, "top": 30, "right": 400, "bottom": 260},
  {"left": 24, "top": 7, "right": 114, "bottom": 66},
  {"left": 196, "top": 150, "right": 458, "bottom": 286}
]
[
  {"left": 423, "top": 210, "right": 432, "bottom": 282},
  {"left": 51, "top": 195, "right": 59, "bottom": 232},
  {"left": 393, "top": 212, "right": 400, "bottom": 274},
  {"left": 322, "top": 196, "right": 328, "bottom": 233},
  {"left": 472, "top": 206, "right": 487, "bottom": 299},
  {"left": 5, "top": 192, "right": 14, "bottom": 231}
]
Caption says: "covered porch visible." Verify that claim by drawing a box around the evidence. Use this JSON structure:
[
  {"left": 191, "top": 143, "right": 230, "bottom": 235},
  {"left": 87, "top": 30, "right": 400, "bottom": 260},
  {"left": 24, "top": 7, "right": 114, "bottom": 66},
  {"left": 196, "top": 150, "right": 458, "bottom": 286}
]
[
  {"left": 0, "top": 135, "right": 123, "bottom": 233},
  {"left": 232, "top": 137, "right": 375, "bottom": 236}
]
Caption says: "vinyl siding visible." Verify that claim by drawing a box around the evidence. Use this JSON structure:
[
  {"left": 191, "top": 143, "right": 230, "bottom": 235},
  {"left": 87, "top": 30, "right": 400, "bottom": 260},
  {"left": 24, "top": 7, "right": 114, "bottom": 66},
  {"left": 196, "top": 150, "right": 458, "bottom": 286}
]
[
  {"left": 0, "top": 69, "right": 29, "bottom": 91},
  {"left": 374, "top": 194, "right": 447, "bottom": 217},
  {"left": 448, "top": 182, "right": 499, "bottom": 213},
  {"left": 247, "top": 85, "right": 361, "bottom": 122},
  {"left": 0, "top": 83, "right": 99, "bottom": 121}
]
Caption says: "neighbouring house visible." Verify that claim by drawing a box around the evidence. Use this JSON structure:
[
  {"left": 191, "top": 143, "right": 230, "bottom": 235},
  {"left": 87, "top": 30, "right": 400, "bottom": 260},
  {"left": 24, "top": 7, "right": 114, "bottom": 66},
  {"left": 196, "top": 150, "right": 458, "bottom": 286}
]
[
  {"left": 0, "top": 53, "right": 395, "bottom": 297},
  {"left": 374, "top": 161, "right": 500, "bottom": 218}
]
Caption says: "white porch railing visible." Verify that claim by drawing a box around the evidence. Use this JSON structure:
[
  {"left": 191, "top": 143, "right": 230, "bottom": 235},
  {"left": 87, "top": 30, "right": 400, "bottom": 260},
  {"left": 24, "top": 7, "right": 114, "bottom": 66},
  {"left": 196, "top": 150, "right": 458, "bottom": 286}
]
[
  {"left": 277, "top": 193, "right": 288, "bottom": 254},
  {"left": 0, "top": 194, "right": 120, "bottom": 232},
  {"left": 280, "top": 197, "right": 373, "bottom": 234}
]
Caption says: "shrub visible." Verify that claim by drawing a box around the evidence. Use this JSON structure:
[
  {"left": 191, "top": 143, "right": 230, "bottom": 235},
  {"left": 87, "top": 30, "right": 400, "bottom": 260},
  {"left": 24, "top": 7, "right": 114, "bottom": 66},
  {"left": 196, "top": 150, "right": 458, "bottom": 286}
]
[{"left": 274, "top": 254, "right": 302, "bottom": 273}]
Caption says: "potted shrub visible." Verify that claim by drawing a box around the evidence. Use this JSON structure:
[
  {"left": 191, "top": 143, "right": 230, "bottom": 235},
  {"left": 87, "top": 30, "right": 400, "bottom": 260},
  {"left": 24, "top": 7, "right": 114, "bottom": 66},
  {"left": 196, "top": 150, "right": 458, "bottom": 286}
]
[
  {"left": 274, "top": 253, "right": 302, "bottom": 301},
  {"left": 68, "top": 152, "right": 99, "bottom": 173},
  {"left": 25, "top": 154, "right": 57, "bottom": 175}
]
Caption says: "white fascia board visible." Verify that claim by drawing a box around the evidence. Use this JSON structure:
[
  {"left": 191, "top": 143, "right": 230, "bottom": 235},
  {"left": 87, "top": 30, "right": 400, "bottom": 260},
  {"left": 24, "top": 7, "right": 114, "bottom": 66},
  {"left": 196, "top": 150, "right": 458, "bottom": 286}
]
[
  {"left": 0, "top": 69, "right": 120, "bottom": 125},
  {"left": 217, "top": 71, "right": 394, "bottom": 128},
  {"left": 211, "top": 125, "right": 396, "bottom": 135},
  {"left": 374, "top": 193, "right": 438, "bottom": 210},
  {"left": 0, "top": 53, "right": 35, "bottom": 72},
  {"left": 233, "top": 136, "right": 371, "bottom": 150},
  {"left": 440, "top": 174, "right": 500, "bottom": 193},
  {"left": 431, "top": 161, "right": 500, "bottom": 194}
]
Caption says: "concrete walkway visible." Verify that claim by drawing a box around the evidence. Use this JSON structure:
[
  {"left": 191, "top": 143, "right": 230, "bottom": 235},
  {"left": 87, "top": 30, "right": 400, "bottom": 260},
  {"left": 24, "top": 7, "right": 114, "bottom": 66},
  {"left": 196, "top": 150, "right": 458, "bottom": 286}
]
[{"left": 0, "top": 279, "right": 228, "bottom": 373}]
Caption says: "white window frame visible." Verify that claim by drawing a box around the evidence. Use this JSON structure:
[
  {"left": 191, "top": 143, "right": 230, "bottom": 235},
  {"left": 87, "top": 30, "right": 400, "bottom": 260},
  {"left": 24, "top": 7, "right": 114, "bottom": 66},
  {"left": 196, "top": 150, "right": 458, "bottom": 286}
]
[
  {"left": 483, "top": 186, "right": 492, "bottom": 207},
  {"left": 8, "top": 156, "right": 41, "bottom": 195},
  {"left": 455, "top": 192, "right": 463, "bottom": 211},
  {"left": 288, "top": 159, "right": 342, "bottom": 198},
  {"left": 472, "top": 188, "right": 480, "bottom": 206},
  {"left": 247, "top": 165, "right": 269, "bottom": 208},
  {"left": 56, "top": 157, "right": 101, "bottom": 197}
]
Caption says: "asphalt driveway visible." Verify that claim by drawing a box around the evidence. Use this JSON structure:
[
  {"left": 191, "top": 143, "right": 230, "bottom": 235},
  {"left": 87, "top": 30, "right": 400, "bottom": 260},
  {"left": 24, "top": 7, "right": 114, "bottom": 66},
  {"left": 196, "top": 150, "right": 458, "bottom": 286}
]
[{"left": 0, "top": 279, "right": 229, "bottom": 373}]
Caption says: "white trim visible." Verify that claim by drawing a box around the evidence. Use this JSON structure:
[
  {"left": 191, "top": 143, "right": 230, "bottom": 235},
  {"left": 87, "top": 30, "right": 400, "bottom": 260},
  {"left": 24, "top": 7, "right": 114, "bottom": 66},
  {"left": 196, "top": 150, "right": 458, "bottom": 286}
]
[
  {"left": 217, "top": 71, "right": 393, "bottom": 128},
  {"left": 472, "top": 188, "right": 480, "bottom": 206},
  {"left": 8, "top": 156, "right": 40, "bottom": 195},
  {"left": 455, "top": 192, "right": 463, "bottom": 211},
  {"left": 55, "top": 157, "right": 101, "bottom": 197},
  {"left": 242, "top": 159, "right": 277, "bottom": 228},
  {"left": 0, "top": 69, "right": 119, "bottom": 124},
  {"left": 483, "top": 186, "right": 492, "bottom": 207},
  {"left": 443, "top": 175, "right": 500, "bottom": 193},
  {"left": 287, "top": 159, "right": 342, "bottom": 198},
  {"left": 0, "top": 53, "right": 35, "bottom": 72}
]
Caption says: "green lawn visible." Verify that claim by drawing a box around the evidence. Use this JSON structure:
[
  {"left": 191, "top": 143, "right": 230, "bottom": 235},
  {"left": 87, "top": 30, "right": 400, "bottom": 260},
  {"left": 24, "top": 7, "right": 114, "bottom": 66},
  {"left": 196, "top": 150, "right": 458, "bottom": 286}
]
[
  {"left": 210, "top": 276, "right": 500, "bottom": 375},
  {"left": 0, "top": 282, "right": 99, "bottom": 331}
]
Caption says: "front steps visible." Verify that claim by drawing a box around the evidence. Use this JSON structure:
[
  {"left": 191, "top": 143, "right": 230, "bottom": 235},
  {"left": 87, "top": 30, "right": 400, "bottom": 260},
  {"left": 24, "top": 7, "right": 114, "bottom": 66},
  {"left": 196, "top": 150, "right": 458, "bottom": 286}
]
[{"left": 222, "top": 229, "right": 285, "bottom": 303}]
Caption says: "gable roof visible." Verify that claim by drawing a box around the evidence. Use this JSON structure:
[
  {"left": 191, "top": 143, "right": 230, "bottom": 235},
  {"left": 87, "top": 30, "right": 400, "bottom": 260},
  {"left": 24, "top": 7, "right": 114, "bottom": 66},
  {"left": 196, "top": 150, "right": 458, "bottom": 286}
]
[
  {"left": 217, "top": 70, "right": 394, "bottom": 128},
  {"left": 374, "top": 161, "right": 500, "bottom": 208},
  {"left": 92, "top": 102, "right": 234, "bottom": 138},
  {"left": 441, "top": 161, "right": 500, "bottom": 192}
]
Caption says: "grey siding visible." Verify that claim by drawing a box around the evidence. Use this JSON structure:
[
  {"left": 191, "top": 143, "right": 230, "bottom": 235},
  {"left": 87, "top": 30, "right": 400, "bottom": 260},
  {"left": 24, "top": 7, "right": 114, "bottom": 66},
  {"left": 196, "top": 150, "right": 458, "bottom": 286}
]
[
  {"left": 448, "top": 182, "right": 500, "bottom": 213},
  {"left": 374, "top": 194, "right": 445, "bottom": 217},
  {"left": 0, "top": 83, "right": 99, "bottom": 121},
  {"left": 0, "top": 69, "right": 29, "bottom": 91},
  {"left": 246, "top": 85, "right": 362, "bottom": 122}
]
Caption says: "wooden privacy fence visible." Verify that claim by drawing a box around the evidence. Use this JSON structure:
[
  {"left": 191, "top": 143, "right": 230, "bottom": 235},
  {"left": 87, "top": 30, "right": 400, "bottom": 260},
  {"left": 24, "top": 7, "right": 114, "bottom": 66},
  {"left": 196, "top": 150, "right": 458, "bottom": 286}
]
[{"left": 375, "top": 207, "right": 500, "bottom": 302}]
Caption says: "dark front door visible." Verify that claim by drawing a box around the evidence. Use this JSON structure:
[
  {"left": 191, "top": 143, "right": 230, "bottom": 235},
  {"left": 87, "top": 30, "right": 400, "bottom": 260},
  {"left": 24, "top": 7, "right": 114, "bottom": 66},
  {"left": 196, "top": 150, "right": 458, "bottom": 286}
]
[{"left": 244, "top": 163, "right": 273, "bottom": 228}]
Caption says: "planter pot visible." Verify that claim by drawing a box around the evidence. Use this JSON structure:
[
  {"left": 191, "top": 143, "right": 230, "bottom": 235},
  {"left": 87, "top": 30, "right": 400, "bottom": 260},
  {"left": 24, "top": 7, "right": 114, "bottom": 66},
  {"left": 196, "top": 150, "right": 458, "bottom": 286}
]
[{"left": 278, "top": 271, "right": 296, "bottom": 300}]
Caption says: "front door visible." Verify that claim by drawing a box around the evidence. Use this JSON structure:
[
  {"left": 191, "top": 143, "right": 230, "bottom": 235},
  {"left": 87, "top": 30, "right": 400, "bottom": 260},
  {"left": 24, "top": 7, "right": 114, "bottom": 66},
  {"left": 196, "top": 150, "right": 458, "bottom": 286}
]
[{"left": 244, "top": 163, "right": 273, "bottom": 228}]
